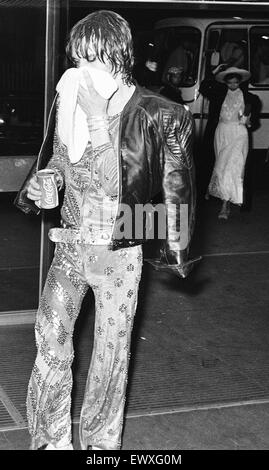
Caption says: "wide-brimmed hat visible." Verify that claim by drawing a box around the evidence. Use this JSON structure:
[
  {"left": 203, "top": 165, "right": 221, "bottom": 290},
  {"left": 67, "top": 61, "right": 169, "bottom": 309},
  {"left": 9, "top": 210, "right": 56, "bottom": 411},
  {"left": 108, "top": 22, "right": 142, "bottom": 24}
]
[
  {"left": 167, "top": 66, "right": 184, "bottom": 75},
  {"left": 216, "top": 66, "right": 251, "bottom": 83}
]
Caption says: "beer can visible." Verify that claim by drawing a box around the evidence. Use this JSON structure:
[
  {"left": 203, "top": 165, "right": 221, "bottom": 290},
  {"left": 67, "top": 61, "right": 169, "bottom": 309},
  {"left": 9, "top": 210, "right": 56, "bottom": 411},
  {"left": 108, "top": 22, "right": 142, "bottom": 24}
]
[{"left": 36, "top": 169, "right": 59, "bottom": 209}]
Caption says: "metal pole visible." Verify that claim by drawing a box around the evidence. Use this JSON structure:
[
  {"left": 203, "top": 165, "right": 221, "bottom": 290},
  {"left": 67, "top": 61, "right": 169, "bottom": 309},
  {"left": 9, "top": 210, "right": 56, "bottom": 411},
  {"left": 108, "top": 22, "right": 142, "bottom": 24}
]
[{"left": 39, "top": 0, "right": 61, "bottom": 298}]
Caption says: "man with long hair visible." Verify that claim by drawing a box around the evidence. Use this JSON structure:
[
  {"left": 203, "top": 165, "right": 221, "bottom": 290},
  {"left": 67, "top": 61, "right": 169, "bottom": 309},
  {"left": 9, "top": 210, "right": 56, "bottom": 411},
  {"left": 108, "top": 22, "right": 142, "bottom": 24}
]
[{"left": 16, "top": 10, "right": 196, "bottom": 450}]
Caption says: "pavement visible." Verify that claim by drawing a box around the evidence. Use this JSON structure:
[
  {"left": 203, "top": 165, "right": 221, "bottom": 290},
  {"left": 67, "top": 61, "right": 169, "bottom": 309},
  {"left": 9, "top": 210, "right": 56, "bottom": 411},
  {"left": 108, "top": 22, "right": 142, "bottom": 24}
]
[{"left": 1, "top": 402, "right": 269, "bottom": 450}]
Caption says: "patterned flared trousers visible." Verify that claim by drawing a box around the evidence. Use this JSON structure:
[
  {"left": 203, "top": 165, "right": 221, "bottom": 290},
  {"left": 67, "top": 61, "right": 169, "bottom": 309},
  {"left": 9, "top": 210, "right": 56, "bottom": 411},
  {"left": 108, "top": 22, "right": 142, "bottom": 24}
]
[{"left": 27, "top": 241, "right": 143, "bottom": 450}]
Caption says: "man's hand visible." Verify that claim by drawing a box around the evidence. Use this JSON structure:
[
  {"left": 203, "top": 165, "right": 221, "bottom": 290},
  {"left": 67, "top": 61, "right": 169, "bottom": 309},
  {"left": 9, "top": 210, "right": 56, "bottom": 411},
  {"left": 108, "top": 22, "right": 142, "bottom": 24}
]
[
  {"left": 27, "top": 176, "right": 42, "bottom": 207},
  {"left": 77, "top": 70, "right": 109, "bottom": 117}
]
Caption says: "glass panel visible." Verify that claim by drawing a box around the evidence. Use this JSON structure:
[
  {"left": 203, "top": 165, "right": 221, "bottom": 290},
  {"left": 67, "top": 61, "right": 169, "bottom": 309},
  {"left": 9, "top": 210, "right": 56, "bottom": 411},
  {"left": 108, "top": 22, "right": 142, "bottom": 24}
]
[
  {"left": 205, "top": 28, "right": 248, "bottom": 77},
  {"left": 0, "top": 6, "right": 45, "bottom": 156},
  {"left": 134, "top": 26, "right": 201, "bottom": 89},
  {"left": 250, "top": 26, "right": 269, "bottom": 86},
  {"left": 0, "top": 2, "right": 46, "bottom": 312}
]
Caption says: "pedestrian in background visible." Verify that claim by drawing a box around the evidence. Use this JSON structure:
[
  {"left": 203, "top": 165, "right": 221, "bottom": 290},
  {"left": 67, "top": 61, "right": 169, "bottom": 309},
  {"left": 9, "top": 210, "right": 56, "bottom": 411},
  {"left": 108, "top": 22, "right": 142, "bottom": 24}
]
[
  {"left": 159, "top": 66, "right": 184, "bottom": 104},
  {"left": 199, "top": 65, "right": 260, "bottom": 218}
]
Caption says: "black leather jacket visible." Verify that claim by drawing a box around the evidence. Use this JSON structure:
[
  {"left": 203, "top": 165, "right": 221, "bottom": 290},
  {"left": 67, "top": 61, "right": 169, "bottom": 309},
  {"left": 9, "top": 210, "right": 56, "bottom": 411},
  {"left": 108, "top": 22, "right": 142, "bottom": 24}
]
[{"left": 14, "top": 84, "right": 197, "bottom": 277}]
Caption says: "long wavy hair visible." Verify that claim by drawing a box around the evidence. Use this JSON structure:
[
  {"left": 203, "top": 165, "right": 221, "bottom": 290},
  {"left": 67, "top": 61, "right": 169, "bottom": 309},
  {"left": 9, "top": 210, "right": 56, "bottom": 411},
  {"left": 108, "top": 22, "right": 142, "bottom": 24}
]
[{"left": 66, "top": 10, "right": 134, "bottom": 85}]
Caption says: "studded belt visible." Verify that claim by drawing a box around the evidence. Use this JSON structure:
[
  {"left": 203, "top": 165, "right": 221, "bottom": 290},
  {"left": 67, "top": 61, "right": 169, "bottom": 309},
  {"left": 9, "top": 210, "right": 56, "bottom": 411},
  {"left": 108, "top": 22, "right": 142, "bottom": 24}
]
[{"left": 48, "top": 227, "right": 112, "bottom": 245}]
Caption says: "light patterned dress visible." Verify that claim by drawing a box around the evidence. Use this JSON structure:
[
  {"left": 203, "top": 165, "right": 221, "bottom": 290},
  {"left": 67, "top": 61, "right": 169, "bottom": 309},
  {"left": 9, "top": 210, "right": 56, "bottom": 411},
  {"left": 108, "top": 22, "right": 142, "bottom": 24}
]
[{"left": 208, "top": 88, "right": 248, "bottom": 204}]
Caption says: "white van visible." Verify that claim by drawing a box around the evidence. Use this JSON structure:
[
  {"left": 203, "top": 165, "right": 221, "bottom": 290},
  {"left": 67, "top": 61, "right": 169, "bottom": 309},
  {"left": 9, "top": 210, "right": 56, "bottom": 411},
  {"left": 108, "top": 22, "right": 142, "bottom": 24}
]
[{"left": 139, "top": 17, "right": 269, "bottom": 150}]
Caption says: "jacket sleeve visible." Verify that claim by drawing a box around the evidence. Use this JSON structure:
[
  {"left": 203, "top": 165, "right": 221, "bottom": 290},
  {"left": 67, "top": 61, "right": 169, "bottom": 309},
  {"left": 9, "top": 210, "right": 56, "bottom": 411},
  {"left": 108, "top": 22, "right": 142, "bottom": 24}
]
[
  {"left": 199, "top": 78, "right": 216, "bottom": 99},
  {"left": 246, "top": 92, "right": 262, "bottom": 132},
  {"left": 13, "top": 95, "right": 58, "bottom": 215},
  {"left": 147, "top": 105, "right": 200, "bottom": 278},
  {"left": 199, "top": 77, "right": 224, "bottom": 101}
]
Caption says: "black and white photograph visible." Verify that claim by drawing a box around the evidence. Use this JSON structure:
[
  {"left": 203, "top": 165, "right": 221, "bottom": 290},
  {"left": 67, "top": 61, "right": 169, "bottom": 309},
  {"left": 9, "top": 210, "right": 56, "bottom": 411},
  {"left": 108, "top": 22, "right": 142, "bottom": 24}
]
[{"left": 0, "top": 0, "right": 269, "bottom": 460}]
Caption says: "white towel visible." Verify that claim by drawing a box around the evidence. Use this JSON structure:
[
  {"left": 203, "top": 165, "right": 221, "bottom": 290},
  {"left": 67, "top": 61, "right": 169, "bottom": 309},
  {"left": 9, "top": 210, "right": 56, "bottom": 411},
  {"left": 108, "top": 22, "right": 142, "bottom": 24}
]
[
  {"left": 56, "top": 66, "right": 118, "bottom": 164},
  {"left": 56, "top": 67, "right": 89, "bottom": 164}
]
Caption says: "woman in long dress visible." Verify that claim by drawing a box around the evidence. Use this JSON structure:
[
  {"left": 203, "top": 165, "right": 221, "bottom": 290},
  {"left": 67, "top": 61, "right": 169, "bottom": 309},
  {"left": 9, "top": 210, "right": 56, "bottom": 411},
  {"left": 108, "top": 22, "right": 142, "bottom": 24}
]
[
  {"left": 199, "top": 66, "right": 257, "bottom": 219},
  {"left": 209, "top": 69, "right": 250, "bottom": 218}
]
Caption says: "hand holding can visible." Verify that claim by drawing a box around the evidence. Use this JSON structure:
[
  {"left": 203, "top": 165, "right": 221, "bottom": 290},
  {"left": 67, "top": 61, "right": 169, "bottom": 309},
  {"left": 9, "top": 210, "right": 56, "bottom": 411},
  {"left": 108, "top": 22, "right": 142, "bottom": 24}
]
[{"left": 36, "top": 169, "right": 59, "bottom": 209}]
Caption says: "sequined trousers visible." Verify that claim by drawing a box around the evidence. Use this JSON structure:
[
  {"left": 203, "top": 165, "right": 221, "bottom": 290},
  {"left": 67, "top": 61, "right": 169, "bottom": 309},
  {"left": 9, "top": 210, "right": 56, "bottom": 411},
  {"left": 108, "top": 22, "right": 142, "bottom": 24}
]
[{"left": 26, "top": 241, "right": 143, "bottom": 450}]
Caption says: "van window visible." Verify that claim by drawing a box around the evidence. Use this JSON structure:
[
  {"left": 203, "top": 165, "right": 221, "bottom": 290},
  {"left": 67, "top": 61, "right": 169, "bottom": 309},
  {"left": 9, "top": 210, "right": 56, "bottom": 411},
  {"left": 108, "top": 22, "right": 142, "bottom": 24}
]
[
  {"left": 134, "top": 26, "right": 201, "bottom": 89},
  {"left": 205, "top": 28, "right": 248, "bottom": 76},
  {"left": 0, "top": 4, "right": 45, "bottom": 314},
  {"left": 250, "top": 26, "right": 269, "bottom": 86}
]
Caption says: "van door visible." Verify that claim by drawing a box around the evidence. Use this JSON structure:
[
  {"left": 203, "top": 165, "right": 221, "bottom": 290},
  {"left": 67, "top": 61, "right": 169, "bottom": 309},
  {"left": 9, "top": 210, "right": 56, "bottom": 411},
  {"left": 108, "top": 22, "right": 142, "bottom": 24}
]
[
  {"left": 201, "top": 25, "right": 249, "bottom": 133},
  {"left": 201, "top": 23, "right": 269, "bottom": 151},
  {"left": 249, "top": 25, "right": 269, "bottom": 149}
]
